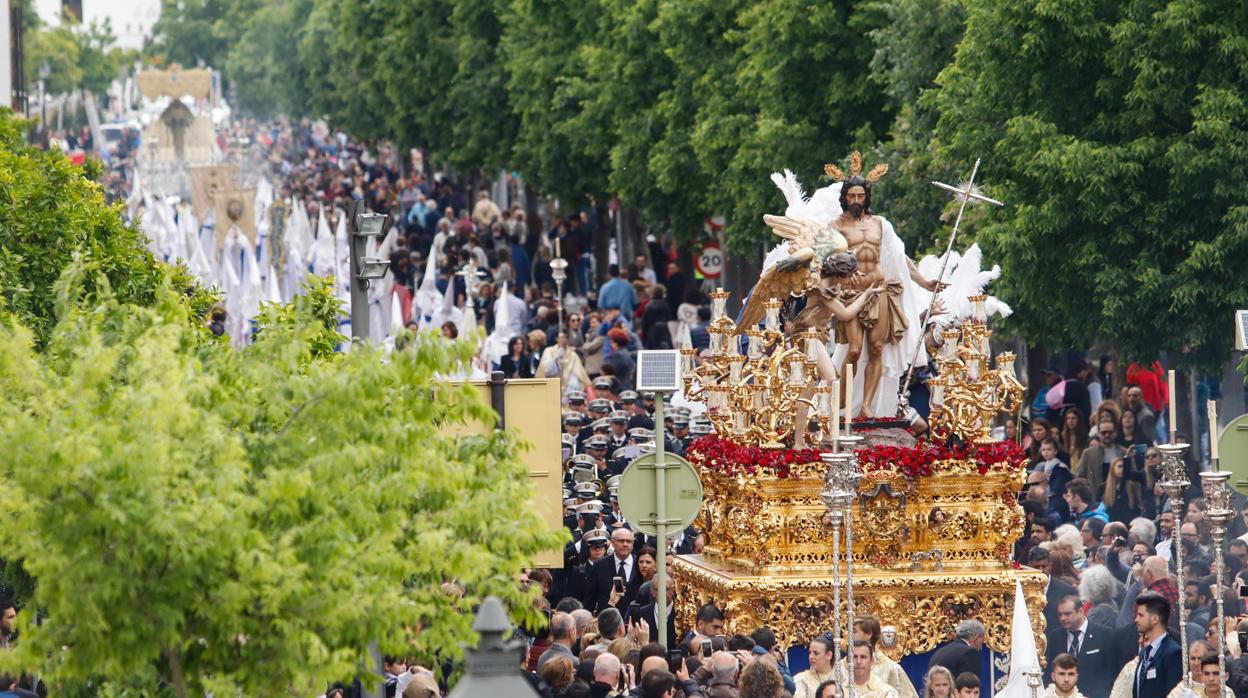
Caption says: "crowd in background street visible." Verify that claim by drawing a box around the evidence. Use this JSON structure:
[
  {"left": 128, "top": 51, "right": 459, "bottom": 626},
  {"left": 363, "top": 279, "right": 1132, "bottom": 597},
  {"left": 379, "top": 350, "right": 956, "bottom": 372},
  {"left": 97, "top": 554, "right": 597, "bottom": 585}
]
[{"left": 8, "top": 117, "right": 1245, "bottom": 698}]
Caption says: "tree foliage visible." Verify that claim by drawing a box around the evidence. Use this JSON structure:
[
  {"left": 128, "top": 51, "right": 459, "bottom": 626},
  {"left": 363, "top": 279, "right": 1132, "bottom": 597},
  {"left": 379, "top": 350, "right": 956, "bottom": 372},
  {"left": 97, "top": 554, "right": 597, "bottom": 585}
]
[
  {"left": 501, "top": 0, "right": 609, "bottom": 206},
  {"left": 147, "top": 0, "right": 256, "bottom": 73},
  {"left": 931, "top": 0, "right": 1248, "bottom": 368},
  {"left": 24, "top": 15, "right": 122, "bottom": 97},
  {"left": 0, "top": 110, "right": 217, "bottom": 348},
  {"left": 223, "top": 0, "right": 316, "bottom": 118},
  {"left": 868, "top": 0, "right": 967, "bottom": 252},
  {"left": 142, "top": 0, "right": 1248, "bottom": 366},
  {"left": 24, "top": 24, "right": 81, "bottom": 95},
  {"left": 0, "top": 275, "right": 562, "bottom": 695}
]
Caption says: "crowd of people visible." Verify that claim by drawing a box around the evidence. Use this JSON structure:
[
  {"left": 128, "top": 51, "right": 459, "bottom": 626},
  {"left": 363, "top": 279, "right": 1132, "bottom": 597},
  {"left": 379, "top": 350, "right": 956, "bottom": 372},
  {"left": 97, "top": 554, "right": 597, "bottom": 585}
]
[
  {"left": 1008, "top": 357, "right": 1248, "bottom": 698},
  {"left": 17, "top": 115, "right": 1243, "bottom": 698},
  {"left": 103, "top": 115, "right": 711, "bottom": 363}
]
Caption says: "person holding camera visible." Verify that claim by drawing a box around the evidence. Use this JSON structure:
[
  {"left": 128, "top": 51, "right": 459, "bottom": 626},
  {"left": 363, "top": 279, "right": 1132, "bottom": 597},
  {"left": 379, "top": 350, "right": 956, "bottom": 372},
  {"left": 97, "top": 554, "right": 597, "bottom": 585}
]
[{"left": 1223, "top": 618, "right": 1248, "bottom": 698}]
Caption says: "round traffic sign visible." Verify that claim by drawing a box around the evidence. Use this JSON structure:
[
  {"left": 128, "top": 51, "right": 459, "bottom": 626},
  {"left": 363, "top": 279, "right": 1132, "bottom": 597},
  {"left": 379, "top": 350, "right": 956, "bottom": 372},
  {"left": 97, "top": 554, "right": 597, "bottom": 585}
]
[
  {"left": 1219, "top": 414, "right": 1248, "bottom": 497},
  {"left": 617, "top": 452, "right": 704, "bottom": 537},
  {"left": 695, "top": 242, "right": 724, "bottom": 279}
]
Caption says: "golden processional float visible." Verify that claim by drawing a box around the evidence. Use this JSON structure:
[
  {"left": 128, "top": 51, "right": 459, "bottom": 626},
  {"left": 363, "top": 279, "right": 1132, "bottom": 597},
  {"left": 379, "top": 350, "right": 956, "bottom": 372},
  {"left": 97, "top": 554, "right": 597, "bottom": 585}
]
[{"left": 671, "top": 156, "right": 1047, "bottom": 664}]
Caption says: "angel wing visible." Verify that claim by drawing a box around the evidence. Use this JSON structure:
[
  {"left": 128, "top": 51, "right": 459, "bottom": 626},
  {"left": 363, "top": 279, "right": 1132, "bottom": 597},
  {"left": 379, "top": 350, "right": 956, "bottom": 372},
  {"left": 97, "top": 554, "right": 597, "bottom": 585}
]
[
  {"left": 769, "top": 170, "right": 844, "bottom": 224},
  {"left": 737, "top": 262, "right": 815, "bottom": 332},
  {"left": 762, "top": 214, "right": 826, "bottom": 252},
  {"left": 769, "top": 169, "right": 810, "bottom": 217}
]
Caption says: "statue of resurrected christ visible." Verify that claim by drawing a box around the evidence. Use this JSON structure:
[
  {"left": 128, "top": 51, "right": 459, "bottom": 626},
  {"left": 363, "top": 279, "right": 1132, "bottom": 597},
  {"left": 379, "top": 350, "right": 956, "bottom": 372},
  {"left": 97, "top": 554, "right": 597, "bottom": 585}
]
[{"left": 763, "top": 152, "right": 944, "bottom": 418}]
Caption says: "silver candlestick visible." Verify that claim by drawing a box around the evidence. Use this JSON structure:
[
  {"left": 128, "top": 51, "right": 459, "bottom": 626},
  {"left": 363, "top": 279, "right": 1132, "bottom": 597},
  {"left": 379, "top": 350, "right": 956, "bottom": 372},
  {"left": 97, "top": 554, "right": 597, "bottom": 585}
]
[
  {"left": 1158, "top": 441, "right": 1191, "bottom": 687},
  {"left": 1025, "top": 665, "right": 1042, "bottom": 698},
  {"left": 820, "top": 453, "right": 847, "bottom": 687},
  {"left": 1202, "top": 467, "right": 1233, "bottom": 690},
  {"left": 821, "top": 433, "right": 864, "bottom": 698},
  {"left": 550, "top": 256, "right": 568, "bottom": 327}
]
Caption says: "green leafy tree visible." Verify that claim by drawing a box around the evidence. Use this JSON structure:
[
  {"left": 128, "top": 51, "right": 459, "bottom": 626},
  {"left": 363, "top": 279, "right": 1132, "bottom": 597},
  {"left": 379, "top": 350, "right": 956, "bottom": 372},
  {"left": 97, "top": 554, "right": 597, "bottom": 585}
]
[
  {"left": 76, "top": 19, "right": 122, "bottom": 95},
  {"left": 867, "top": 0, "right": 967, "bottom": 252},
  {"left": 501, "top": 0, "right": 609, "bottom": 206},
  {"left": 224, "top": 0, "right": 315, "bottom": 118},
  {"left": 24, "top": 24, "right": 82, "bottom": 95},
  {"left": 649, "top": 0, "right": 749, "bottom": 244},
  {"left": 371, "top": 0, "right": 457, "bottom": 152},
  {"left": 628, "top": 0, "right": 893, "bottom": 251},
  {"left": 716, "top": 0, "right": 892, "bottom": 250},
  {"left": 0, "top": 110, "right": 217, "bottom": 348},
  {"left": 0, "top": 276, "right": 562, "bottom": 696},
  {"left": 23, "top": 17, "right": 121, "bottom": 99},
  {"left": 931, "top": 0, "right": 1248, "bottom": 368},
  {"left": 297, "top": 0, "right": 395, "bottom": 142},
  {"left": 580, "top": 0, "right": 696, "bottom": 238},
  {"left": 147, "top": 0, "right": 253, "bottom": 71},
  {"left": 444, "top": 0, "right": 517, "bottom": 173}
]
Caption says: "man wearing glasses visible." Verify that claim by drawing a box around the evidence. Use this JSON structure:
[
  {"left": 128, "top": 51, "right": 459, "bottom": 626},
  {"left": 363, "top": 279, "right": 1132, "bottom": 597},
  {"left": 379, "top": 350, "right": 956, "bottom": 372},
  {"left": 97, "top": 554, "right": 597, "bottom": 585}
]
[{"left": 1075, "top": 419, "right": 1123, "bottom": 493}]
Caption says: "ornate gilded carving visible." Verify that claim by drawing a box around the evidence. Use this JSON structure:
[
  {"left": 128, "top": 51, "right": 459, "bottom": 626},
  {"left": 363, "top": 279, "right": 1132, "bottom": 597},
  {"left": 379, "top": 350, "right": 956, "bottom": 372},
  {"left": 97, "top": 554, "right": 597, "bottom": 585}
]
[
  {"left": 677, "top": 452, "right": 1041, "bottom": 657},
  {"left": 691, "top": 457, "right": 1024, "bottom": 574},
  {"left": 673, "top": 553, "right": 1047, "bottom": 659},
  {"left": 858, "top": 482, "right": 908, "bottom": 568},
  {"left": 928, "top": 308, "right": 1025, "bottom": 445}
]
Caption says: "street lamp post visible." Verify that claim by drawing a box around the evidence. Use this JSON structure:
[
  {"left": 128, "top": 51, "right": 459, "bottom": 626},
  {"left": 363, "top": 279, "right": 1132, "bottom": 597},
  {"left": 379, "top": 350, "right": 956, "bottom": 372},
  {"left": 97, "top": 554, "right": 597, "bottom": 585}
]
[
  {"left": 346, "top": 200, "right": 392, "bottom": 342},
  {"left": 446, "top": 596, "right": 539, "bottom": 698},
  {"left": 37, "top": 61, "right": 49, "bottom": 134}
]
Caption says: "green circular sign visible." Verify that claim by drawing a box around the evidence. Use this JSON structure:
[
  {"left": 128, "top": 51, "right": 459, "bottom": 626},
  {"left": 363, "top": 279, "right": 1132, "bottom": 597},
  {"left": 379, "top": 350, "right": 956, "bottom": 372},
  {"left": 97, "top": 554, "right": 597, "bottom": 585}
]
[
  {"left": 617, "top": 452, "right": 704, "bottom": 537},
  {"left": 1219, "top": 414, "right": 1248, "bottom": 497}
]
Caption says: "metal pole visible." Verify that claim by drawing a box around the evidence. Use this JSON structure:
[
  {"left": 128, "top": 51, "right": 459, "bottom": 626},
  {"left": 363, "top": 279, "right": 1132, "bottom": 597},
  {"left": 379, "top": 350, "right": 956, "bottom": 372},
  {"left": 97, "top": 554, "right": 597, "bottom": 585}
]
[
  {"left": 898, "top": 160, "right": 986, "bottom": 415},
  {"left": 556, "top": 278, "right": 564, "bottom": 328},
  {"left": 842, "top": 434, "right": 864, "bottom": 698},
  {"left": 831, "top": 521, "right": 843, "bottom": 668},
  {"left": 844, "top": 488, "right": 856, "bottom": 698},
  {"left": 654, "top": 392, "right": 668, "bottom": 648},
  {"left": 347, "top": 203, "right": 369, "bottom": 343},
  {"left": 822, "top": 451, "right": 845, "bottom": 683},
  {"left": 1213, "top": 528, "right": 1228, "bottom": 688}
]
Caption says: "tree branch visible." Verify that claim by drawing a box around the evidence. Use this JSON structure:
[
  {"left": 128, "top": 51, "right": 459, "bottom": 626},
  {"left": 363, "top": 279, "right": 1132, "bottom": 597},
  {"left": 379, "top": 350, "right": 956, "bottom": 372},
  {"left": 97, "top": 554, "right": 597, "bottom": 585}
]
[
  {"left": 162, "top": 645, "right": 188, "bottom": 698},
  {"left": 276, "top": 393, "right": 325, "bottom": 437}
]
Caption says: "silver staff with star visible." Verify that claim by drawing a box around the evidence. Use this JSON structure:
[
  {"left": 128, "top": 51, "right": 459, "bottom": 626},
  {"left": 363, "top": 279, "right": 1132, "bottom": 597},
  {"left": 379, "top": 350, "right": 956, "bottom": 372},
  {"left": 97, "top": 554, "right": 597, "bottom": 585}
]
[{"left": 897, "top": 158, "right": 1005, "bottom": 417}]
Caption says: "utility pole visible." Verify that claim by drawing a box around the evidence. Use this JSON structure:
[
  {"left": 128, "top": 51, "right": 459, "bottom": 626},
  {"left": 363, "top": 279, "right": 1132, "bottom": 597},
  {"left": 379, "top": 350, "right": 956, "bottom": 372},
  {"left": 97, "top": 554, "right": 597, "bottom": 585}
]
[{"left": 345, "top": 200, "right": 392, "bottom": 342}]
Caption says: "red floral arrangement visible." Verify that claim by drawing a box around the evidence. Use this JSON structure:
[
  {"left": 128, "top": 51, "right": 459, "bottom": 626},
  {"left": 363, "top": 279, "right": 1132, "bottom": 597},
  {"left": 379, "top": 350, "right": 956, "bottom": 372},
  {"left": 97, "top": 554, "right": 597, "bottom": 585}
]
[
  {"left": 855, "top": 439, "right": 1027, "bottom": 478},
  {"left": 685, "top": 434, "right": 1026, "bottom": 481},
  {"left": 684, "top": 435, "right": 822, "bottom": 479}
]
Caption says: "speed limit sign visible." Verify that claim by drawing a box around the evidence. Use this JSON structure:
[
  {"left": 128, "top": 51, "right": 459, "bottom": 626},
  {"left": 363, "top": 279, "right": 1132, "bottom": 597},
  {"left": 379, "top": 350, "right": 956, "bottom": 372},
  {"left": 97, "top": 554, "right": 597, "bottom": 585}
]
[{"left": 695, "top": 242, "right": 724, "bottom": 279}]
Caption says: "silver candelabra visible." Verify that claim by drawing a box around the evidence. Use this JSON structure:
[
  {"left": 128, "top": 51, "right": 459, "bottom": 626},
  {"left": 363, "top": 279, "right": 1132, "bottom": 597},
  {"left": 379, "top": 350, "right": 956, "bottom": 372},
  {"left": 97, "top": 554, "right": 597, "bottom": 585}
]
[
  {"left": 1157, "top": 441, "right": 1192, "bottom": 687},
  {"left": 821, "top": 433, "right": 863, "bottom": 698},
  {"left": 1202, "top": 466, "right": 1234, "bottom": 690}
]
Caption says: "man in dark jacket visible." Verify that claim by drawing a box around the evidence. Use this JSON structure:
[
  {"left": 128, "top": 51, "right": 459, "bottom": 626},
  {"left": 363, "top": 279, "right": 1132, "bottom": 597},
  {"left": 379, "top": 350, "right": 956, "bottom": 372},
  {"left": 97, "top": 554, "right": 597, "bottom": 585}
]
[
  {"left": 1029, "top": 546, "right": 1078, "bottom": 632},
  {"left": 1132, "top": 592, "right": 1182, "bottom": 698},
  {"left": 1045, "top": 595, "right": 1119, "bottom": 698},
  {"left": 929, "top": 619, "right": 983, "bottom": 684},
  {"left": 584, "top": 527, "right": 642, "bottom": 613}
]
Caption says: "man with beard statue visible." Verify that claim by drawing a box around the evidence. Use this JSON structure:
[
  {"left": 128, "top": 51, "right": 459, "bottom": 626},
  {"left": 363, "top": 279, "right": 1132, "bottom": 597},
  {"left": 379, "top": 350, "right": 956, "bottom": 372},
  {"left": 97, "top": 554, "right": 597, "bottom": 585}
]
[
  {"left": 762, "top": 152, "right": 944, "bottom": 418},
  {"left": 830, "top": 166, "right": 944, "bottom": 417}
]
